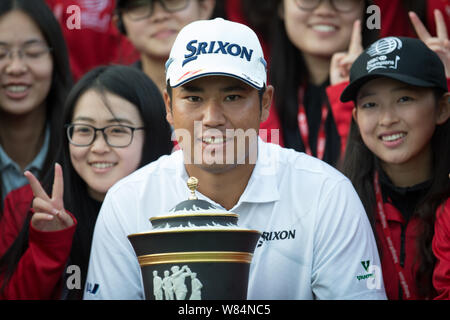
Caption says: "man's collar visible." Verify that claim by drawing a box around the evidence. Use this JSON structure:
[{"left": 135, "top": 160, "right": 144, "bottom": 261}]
[
  {"left": 236, "top": 137, "right": 280, "bottom": 205},
  {"left": 175, "top": 137, "right": 280, "bottom": 208}
]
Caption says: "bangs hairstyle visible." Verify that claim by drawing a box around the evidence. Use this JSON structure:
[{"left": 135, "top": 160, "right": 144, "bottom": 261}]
[
  {"left": 342, "top": 88, "right": 450, "bottom": 298},
  {"left": 62, "top": 65, "right": 173, "bottom": 167},
  {"left": 0, "top": 0, "right": 72, "bottom": 211}
]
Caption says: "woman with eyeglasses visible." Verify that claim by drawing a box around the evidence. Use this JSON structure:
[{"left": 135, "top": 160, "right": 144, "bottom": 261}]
[
  {"left": 0, "top": 0, "right": 71, "bottom": 222},
  {"left": 114, "top": 0, "right": 215, "bottom": 94},
  {"left": 260, "top": 0, "right": 378, "bottom": 167},
  {"left": 0, "top": 65, "right": 173, "bottom": 299}
]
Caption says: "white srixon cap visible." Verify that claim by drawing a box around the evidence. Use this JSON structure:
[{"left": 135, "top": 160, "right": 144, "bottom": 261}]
[{"left": 165, "top": 18, "right": 267, "bottom": 89}]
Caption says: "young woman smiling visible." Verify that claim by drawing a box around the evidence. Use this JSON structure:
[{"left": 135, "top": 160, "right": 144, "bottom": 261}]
[
  {"left": 114, "top": 0, "right": 215, "bottom": 94},
  {"left": 0, "top": 0, "right": 71, "bottom": 212},
  {"left": 0, "top": 65, "right": 172, "bottom": 299},
  {"left": 341, "top": 36, "right": 450, "bottom": 299},
  {"left": 260, "top": 0, "right": 378, "bottom": 166}
]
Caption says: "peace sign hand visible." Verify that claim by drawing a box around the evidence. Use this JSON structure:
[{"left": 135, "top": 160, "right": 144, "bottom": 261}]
[
  {"left": 410, "top": 9, "right": 450, "bottom": 77},
  {"left": 330, "top": 19, "right": 363, "bottom": 85},
  {"left": 25, "top": 163, "right": 74, "bottom": 232}
]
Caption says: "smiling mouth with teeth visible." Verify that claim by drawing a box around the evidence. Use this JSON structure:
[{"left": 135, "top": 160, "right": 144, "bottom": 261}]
[
  {"left": 380, "top": 133, "right": 407, "bottom": 142},
  {"left": 90, "top": 162, "right": 115, "bottom": 169},
  {"left": 5, "top": 85, "right": 29, "bottom": 93},
  {"left": 311, "top": 25, "right": 337, "bottom": 32}
]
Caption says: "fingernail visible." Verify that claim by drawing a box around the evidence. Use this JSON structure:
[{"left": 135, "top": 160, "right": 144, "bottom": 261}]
[{"left": 52, "top": 209, "right": 59, "bottom": 215}]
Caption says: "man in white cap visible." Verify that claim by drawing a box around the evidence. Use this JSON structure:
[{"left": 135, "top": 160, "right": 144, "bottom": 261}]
[{"left": 84, "top": 18, "right": 387, "bottom": 300}]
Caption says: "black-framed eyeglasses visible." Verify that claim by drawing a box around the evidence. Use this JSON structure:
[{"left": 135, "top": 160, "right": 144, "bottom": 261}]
[
  {"left": 66, "top": 123, "right": 145, "bottom": 148},
  {"left": 121, "top": 0, "right": 190, "bottom": 21},
  {"left": 294, "top": 0, "right": 361, "bottom": 13}
]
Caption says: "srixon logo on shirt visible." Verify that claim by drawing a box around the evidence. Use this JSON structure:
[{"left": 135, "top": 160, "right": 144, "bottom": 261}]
[
  {"left": 257, "top": 229, "right": 296, "bottom": 247},
  {"left": 182, "top": 40, "right": 254, "bottom": 66}
]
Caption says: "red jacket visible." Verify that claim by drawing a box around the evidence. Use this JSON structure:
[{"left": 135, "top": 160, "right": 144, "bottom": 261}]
[
  {"left": 45, "top": 0, "right": 139, "bottom": 81},
  {"left": 432, "top": 198, "right": 450, "bottom": 300},
  {"left": 0, "top": 184, "right": 77, "bottom": 300},
  {"left": 0, "top": 185, "right": 34, "bottom": 257},
  {"left": 375, "top": 0, "right": 450, "bottom": 39},
  {"left": 376, "top": 197, "right": 450, "bottom": 300}
]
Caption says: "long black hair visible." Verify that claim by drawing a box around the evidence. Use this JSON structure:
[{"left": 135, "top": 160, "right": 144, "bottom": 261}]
[
  {"left": 0, "top": 0, "right": 72, "bottom": 212},
  {"left": 268, "top": 0, "right": 379, "bottom": 166},
  {"left": 0, "top": 65, "right": 173, "bottom": 299},
  {"left": 342, "top": 89, "right": 450, "bottom": 298}
]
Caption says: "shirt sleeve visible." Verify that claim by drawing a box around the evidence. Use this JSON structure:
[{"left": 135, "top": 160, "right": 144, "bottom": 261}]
[
  {"left": 311, "top": 179, "right": 387, "bottom": 300},
  {"left": 0, "top": 185, "right": 33, "bottom": 257},
  {"left": 83, "top": 190, "right": 144, "bottom": 300},
  {"left": 0, "top": 216, "right": 76, "bottom": 299},
  {"left": 432, "top": 198, "right": 450, "bottom": 300}
]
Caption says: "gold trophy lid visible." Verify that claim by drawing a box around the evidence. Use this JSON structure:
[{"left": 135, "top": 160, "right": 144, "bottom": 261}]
[{"left": 187, "top": 176, "right": 199, "bottom": 200}]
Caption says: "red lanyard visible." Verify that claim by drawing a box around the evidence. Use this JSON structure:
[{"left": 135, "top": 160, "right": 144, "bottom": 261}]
[
  {"left": 373, "top": 171, "right": 412, "bottom": 299},
  {"left": 297, "top": 88, "right": 328, "bottom": 160}
]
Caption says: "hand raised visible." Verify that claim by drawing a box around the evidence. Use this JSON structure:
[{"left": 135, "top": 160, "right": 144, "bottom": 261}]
[
  {"left": 409, "top": 10, "right": 450, "bottom": 77},
  {"left": 330, "top": 19, "right": 363, "bottom": 85},
  {"left": 25, "top": 163, "right": 74, "bottom": 232}
]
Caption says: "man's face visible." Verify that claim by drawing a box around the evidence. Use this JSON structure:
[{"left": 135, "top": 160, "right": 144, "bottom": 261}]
[{"left": 164, "top": 76, "right": 272, "bottom": 174}]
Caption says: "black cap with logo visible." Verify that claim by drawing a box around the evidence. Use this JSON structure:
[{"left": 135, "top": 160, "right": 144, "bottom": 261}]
[{"left": 340, "top": 36, "right": 448, "bottom": 102}]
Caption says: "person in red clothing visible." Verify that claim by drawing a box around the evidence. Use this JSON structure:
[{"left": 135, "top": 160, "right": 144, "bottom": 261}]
[
  {"left": 213, "top": 0, "right": 276, "bottom": 62},
  {"left": 0, "top": 0, "right": 72, "bottom": 211},
  {"left": 260, "top": 0, "right": 379, "bottom": 167},
  {"left": 432, "top": 198, "right": 450, "bottom": 299},
  {"left": 340, "top": 35, "right": 450, "bottom": 299},
  {"left": 113, "top": 0, "right": 215, "bottom": 94},
  {"left": 45, "top": 0, "right": 139, "bottom": 82},
  {"left": 375, "top": 0, "right": 450, "bottom": 39},
  {"left": 0, "top": 65, "right": 173, "bottom": 300}
]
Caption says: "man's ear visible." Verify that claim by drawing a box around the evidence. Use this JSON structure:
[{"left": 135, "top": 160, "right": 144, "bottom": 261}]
[
  {"left": 199, "top": 0, "right": 216, "bottom": 20},
  {"left": 260, "top": 85, "right": 274, "bottom": 123},
  {"left": 163, "top": 90, "right": 174, "bottom": 126},
  {"left": 436, "top": 92, "right": 450, "bottom": 125}
]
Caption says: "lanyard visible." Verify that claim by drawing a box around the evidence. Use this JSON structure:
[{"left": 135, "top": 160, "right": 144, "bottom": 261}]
[
  {"left": 373, "top": 171, "right": 412, "bottom": 299},
  {"left": 297, "top": 88, "right": 328, "bottom": 160}
]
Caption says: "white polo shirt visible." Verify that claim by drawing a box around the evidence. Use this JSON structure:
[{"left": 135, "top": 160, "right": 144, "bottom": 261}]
[{"left": 84, "top": 139, "right": 386, "bottom": 300}]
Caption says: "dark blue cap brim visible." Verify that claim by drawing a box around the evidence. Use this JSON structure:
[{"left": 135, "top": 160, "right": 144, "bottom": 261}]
[{"left": 340, "top": 73, "right": 447, "bottom": 102}]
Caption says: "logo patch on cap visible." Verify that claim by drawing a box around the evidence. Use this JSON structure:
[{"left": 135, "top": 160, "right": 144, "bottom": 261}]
[
  {"left": 366, "top": 37, "right": 402, "bottom": 73},
  {"left": 182, "top": 40, "right": 254, "bottom": 67},
  {"left": 166, "top": 18, "right": 267, "bottom": 89}
]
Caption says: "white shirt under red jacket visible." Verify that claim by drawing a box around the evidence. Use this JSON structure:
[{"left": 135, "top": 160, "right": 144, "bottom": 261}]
[{"left": 84, "top": 138, "right": 387, "bottom": 300}]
